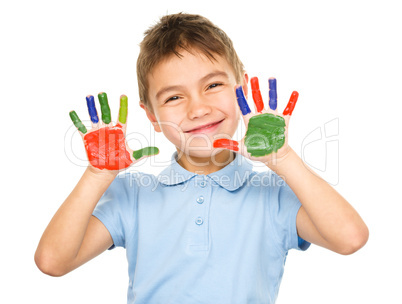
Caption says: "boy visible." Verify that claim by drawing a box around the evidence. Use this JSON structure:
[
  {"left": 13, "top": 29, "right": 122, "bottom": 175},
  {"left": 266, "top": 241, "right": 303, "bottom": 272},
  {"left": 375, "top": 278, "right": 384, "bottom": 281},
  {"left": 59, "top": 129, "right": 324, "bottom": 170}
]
[{"left": 35, "top": 13, "right": 369, "bottom": 303}]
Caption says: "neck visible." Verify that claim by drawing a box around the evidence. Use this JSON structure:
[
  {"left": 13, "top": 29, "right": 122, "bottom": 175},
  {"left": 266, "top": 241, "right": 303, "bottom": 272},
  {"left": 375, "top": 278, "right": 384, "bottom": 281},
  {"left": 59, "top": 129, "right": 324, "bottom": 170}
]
[{"left": 176, "top": 149, "right": 235, "bottom": 175}]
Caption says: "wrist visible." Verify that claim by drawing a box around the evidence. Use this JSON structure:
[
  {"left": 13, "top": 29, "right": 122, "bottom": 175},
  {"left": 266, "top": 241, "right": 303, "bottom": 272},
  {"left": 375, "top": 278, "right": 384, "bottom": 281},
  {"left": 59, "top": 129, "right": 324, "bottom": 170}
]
[
  {"left": 85, "top": 165, "right": 119, "bottom": 182},
  {"left": 265, "top": 147, "right": 300, "bottom": 173}
]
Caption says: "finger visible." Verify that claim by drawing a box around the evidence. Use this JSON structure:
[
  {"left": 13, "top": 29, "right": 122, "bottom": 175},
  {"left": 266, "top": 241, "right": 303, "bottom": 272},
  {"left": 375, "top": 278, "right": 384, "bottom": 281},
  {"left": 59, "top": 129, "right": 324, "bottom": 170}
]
[
  {"left": 236, "top": 86, "right": 251, "bottom": 115},
  {"left": 250, "top": 77, "right": 264, "bottom": 113},
  {"left": 69, "top": 111, "right": 87, "bottom": 134},
  {"left": 213, "top": 138, "right": 239, "bottom": 152},
  {"left": 268, "top": 78, "right": 277, "bottom": 111},
  {"left": 283, "top": 91, "right": 299, "bottom": 116},
  {"left": 118, "top": 95, "right": 128, "bottom": 126},
  {"left": 86, "top": 95, "right": 99, "bottom": 124},
  {"left": 133, "top": 146, "right": 159, "bottom": 160},
  {"left": 98, "top": 92, "right": 112, "bottom": 124}
]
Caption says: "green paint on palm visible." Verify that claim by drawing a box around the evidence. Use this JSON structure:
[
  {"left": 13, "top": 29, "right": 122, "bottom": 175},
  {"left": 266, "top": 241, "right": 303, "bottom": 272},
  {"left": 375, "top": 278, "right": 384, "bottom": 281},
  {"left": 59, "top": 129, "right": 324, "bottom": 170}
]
[
  {"left": 118, "top": 95, "right": 128, "bottom": 124},
  {"left": 98, "top": 92, "right": 111, "bottom": 124},
  {"left": 133, "top": 147, "right": 159, "bottom": 160},
  {"left": 245, "top": 113, "right": 286, "bottom": 156},
  {"left": 69, "top": 111, "right": 87, "bottom": 134}
]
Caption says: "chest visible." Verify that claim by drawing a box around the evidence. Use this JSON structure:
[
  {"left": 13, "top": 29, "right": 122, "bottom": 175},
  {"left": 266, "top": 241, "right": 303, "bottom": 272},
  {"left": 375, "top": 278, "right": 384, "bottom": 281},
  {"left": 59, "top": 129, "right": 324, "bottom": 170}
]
[{"left": 134, "top": 180, "right": 272, "bottom": 255}]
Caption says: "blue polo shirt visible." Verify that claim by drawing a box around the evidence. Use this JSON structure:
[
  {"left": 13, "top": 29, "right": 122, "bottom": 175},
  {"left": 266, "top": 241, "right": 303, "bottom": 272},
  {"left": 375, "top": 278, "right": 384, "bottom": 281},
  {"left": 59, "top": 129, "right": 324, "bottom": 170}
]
[{"left": 93, "top": 151, "right": 310, "bottom": 304}]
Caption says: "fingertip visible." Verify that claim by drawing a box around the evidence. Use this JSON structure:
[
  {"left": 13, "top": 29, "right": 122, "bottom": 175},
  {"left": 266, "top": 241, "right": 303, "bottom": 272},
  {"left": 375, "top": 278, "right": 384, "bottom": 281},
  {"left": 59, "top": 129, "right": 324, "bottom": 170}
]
[
  {"left": 250, "top": 77, "right": 260, "bottom": 90},
  {"left": 268, "top": 77, "right": 278, "bottom": 111},
  {"left": 120, "top": 95, "right": 128, "bottom": 104},
  {"left": 86, "top": 95, "right": 99, "bottom": 124},
  {"left": 69, "top": 110, "right": 78, "bottom": 120},
  {"left": 86, "top": 95, "right": 95, "bottom": 106},
  {"left": 69, "top": 111, "right": 87, "bottom": 133},
  {"left": 133, "top": 147, "right": 160, "bottom": 160},
  {"left": 268, "top": 77, "right": 277, "bottom": 89},
  {"left": 98, "top": 92, "right": 107, "bottom": 100},
  {"left": 235, "top": 85, "right": 251, "bottom": 115},
  {"left": 118, "top": 95, "right": 128, "bottom": 124},
  {"left": 213, "top": 139, "right": 239, "bottom": 152},
  {"left": 235, "top": 85, "right": 245, "bottom": 98},
  {"left": 283, "top": 91, "right": 299, "bottom": 116}
]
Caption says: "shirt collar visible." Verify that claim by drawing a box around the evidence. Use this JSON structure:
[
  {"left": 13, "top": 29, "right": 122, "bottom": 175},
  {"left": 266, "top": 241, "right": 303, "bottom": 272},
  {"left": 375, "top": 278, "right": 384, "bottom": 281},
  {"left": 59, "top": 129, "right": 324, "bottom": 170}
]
[{"left": 157, "top": 151, "right": 253, "bottom": 191}]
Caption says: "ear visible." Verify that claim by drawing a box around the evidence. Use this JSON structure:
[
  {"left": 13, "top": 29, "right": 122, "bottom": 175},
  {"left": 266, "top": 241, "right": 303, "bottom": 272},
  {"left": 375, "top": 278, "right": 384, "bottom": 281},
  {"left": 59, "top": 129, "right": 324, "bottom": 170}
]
[
  {"left": 139, "top": 102, "right": 162, "bottom": 133},
  {"left": 242, "top": 72, "right": 249, "bottom": 99}
]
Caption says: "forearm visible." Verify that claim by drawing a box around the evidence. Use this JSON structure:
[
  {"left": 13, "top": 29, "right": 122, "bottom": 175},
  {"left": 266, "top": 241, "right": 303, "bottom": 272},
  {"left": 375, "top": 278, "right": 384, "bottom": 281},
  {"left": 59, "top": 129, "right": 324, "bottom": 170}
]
[
  {"left": 35, "top": 167, "right": 116, "bottom": 271},
  {"left": 269, "top": 148, "right": 368, "bottom": 253}
]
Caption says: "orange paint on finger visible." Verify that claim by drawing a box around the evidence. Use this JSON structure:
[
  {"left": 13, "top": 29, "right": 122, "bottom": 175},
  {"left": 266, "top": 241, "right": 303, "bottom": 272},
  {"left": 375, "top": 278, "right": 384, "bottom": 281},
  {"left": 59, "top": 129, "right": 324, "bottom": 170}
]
[
  {"left": 250, "top": 77, "right": 264, "bottom": 113},
  {"left": 213, "top": 138, "right": 239, "bottom": 152},
  {"left": 283, "top": 91, "right": 299, "bottom": 116}
]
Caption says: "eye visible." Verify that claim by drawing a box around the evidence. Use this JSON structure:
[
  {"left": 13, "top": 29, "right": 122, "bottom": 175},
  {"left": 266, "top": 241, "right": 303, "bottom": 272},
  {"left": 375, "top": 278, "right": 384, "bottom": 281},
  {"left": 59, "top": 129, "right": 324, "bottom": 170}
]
[
  {"left": 165, "top": 96, "right": 180, "bottom": 103},
  {"left": 207, "top": 83, "right": 223, "bottom": 90}
]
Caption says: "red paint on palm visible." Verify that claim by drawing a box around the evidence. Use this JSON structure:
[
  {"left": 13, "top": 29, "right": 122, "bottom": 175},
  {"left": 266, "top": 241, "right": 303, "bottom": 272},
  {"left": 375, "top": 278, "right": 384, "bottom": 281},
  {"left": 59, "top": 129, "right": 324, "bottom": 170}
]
[
  {"left": 213, "top": 138, "right": 239, "bottom": 152},
  {"left": 250, "top": 77, "right": 264, "bottom": 113},
  {"left": 84, "top": 126, "right": 132, "bottom": 170}
]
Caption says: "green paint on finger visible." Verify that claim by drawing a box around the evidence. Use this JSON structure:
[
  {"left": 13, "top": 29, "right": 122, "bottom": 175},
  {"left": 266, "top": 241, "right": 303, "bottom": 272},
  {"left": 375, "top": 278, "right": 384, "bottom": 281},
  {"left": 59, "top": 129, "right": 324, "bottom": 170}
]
[
  {"left": 245, "top": 113, "right": 286, "bottom": 157},
  {"left": 98, "top": 92, "right": 112, "bottom": 124},
  {"left": 118, "top": 95, "right": 128, "bottom": 124},
  {"left": 69, "top": 111, "right": 87, "bottom": 134},
  {"left": 133, "top": 147, "right": 159, "bottom": 160}
]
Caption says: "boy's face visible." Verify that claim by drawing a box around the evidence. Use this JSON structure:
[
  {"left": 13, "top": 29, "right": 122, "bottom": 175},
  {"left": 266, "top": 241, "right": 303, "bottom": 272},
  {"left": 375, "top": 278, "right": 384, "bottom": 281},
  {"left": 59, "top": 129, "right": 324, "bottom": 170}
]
[{"left": 141, "top": 49, "right": 247, "bottom": 159}]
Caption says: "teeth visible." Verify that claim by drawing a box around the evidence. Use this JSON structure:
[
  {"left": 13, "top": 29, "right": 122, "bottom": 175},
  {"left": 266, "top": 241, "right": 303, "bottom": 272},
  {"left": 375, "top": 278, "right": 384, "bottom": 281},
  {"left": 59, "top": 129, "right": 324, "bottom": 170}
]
[
  {"left": 194, "top": 122, "right": 215, "bottom": 131},
  {"left": 187, "top": 120, "right": 222, "bottom": 132},
  {"left": 201, "top": 123, "right": 214, "bottom": 129}
]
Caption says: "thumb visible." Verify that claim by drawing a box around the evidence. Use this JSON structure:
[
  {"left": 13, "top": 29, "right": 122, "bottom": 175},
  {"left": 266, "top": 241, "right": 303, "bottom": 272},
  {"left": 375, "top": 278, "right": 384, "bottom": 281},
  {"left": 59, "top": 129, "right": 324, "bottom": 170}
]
[
  {"left": 213, "top": 138, "right": 239, "bottom": 152},
  {"left": 133, "top": 146, "right": 160, "bottom": 160}
]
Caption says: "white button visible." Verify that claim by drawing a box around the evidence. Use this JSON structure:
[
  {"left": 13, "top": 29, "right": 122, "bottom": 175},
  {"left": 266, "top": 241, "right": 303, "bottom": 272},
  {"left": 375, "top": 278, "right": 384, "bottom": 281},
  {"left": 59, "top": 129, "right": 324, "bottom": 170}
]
[
  {"left": 200, "top": 181, "right": 207, "bottom": 188},
  {"left": 195, "top": 217, "right": 203, "bottom": 225},
  {"left": 196, "top": 196, "right": 204, "bottom": 204}
]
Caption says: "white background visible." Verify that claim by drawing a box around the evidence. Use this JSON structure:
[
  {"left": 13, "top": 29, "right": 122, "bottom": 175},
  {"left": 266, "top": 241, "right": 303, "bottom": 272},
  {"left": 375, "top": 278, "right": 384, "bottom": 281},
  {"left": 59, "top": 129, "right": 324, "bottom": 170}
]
[{"left": 1, "top": 0, "right": 401, "bottom": 303}]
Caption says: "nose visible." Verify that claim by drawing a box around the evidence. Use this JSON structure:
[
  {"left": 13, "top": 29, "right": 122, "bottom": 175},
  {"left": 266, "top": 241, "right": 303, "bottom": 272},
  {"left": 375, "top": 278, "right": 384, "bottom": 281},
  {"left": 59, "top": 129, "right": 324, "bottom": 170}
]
[{"left": 187, "top": 97, "right": 211, "bottom": 120}]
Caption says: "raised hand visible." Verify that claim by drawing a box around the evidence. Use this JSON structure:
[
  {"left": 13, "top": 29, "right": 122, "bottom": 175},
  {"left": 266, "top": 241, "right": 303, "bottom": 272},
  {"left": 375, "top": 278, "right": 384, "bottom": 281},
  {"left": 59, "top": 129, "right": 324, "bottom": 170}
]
[
  {"left": 69, "top": 93, "right": 159, "bottom": 171},
  {"left": 213, "top": 77, "right": 298, "bottom": 166}
]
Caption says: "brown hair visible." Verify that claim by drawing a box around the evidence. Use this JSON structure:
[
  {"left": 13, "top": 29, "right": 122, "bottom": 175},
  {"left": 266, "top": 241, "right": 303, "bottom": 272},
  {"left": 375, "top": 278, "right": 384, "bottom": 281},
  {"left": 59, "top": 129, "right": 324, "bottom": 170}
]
[{"left": 137, "top": 13, "right": 245, "bottom": 112}]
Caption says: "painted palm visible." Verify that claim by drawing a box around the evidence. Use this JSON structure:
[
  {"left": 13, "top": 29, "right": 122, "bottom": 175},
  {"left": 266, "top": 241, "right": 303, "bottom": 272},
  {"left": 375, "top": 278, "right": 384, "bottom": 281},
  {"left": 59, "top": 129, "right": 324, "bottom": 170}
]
[
  {"left": 213, "top": 77, "right": 299, "bottom": 165},
  {"left": 69, "top": 93, "right": 159, "bottom": 171}
]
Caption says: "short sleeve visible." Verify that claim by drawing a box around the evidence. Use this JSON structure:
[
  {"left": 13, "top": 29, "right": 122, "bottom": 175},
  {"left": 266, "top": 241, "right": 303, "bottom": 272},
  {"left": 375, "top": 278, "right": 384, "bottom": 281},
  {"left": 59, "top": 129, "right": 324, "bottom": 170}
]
[
  {"left": 268, "top": 172, "right": 310, "bottom": 253},
  {"left": 92, "top": 172, "right": 137, "bottom": 249}
]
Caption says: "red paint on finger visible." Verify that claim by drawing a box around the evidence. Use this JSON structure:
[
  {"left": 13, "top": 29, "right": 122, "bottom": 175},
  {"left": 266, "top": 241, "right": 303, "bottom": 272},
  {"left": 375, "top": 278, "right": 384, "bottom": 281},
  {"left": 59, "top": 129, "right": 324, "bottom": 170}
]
[
  {"left": 283, "top": 91, "right": 299, "bottom": 116},
  {"left": 250, "top": 77, "right": 264, "bottom": 113},
  {"left": 84, "top": 126, "right": 133, "bottom": 170},
  {"left": 213, "top": 138, "right": 239, "bottom": 152}
]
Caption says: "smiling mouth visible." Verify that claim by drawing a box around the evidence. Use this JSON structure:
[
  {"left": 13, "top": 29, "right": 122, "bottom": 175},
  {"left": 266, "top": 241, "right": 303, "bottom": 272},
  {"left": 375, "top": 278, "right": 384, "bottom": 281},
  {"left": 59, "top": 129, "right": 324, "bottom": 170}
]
[{"left": 185, "top": 119, "right": 224, "bottom": 133}]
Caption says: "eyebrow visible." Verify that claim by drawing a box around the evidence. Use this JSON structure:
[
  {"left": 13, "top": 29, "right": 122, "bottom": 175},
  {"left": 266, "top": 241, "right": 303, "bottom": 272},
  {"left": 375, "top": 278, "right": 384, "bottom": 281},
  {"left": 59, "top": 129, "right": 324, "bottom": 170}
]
[
  {"left": 155, "top": 85, "right": 185, "bottom": 101},
  {"left": 155, "top": 71, "right": 230, "bottom": 101},
  {"left": 200, "top": 70, "right": 229, "bottom": 84}
]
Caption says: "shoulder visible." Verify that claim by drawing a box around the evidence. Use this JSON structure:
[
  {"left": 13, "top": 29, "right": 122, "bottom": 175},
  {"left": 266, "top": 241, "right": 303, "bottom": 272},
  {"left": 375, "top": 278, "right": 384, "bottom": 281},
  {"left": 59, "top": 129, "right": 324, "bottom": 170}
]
[
  {"left": 112, "top": 170, "right": 159, "bottom": 186},
  {"left": 96, "top": 170, "right": 161, "bottom": 212}
]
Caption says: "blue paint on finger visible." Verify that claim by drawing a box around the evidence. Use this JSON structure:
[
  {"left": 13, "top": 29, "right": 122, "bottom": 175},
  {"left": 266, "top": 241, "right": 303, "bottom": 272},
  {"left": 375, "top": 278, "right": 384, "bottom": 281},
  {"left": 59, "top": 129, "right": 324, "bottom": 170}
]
[
  {"left": 86, "top": 95, "right": 99, "bottom": 123},
  {"left": 268, "top": 78, "right": 277, "bottom": 111},
  {"left": 236, "top": 86, "right": 251, "bottom": 115}
]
